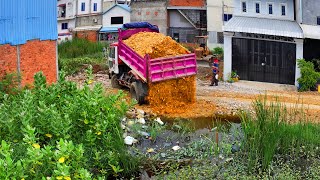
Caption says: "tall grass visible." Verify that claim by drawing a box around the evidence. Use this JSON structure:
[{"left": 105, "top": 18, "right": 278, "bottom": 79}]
[
  {"left": 241, "top": 97, "right": 320, "bottom": 171},
  {"left": 58, "top": 38, "right": 109, "bottom": 75},
  {"left": 58, "top": 38, "right": 107, "bottom": 59}
]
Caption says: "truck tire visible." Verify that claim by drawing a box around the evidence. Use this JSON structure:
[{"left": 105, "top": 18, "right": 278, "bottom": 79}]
[
  {"left": 111, "top": 75, "right": 121, "bottom": 88},
  {"left": 130, "top": 82, "right": 145, "bottom": 105}
]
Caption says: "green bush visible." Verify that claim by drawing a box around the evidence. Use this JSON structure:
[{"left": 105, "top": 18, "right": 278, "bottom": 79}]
[
  {"left": 212, "top": 47, "right": 224, "bottom": 59},
  {"left": 297, "top": 59, "right": 320, "bottom": 91},
  {"left": 0, "top": 72, "right": 138, "bottom": 179}
]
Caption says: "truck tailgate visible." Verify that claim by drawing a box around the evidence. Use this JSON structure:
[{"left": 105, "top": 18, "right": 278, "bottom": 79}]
[{"left": 149, "top": 54, "right": 197, "bottom": 83}]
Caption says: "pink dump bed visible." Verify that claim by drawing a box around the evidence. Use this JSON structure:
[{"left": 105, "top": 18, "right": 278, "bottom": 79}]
[
  {"left": 118, "top": 41, "right": 148, "bottom": 82},
  {"left": 148, "top": 54, "right": 197, "bottom": 83},
  {"left": 118, "top": 28, "right": 197, "bottom": 83}
]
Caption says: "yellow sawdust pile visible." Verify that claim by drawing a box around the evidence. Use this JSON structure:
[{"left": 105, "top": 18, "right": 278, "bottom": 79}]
[
  {"left": 147, "top": 76, "right": 196, "bottom": 114},
  {"left": 124, "top": 32, "right": 189, "bottom": 59}
]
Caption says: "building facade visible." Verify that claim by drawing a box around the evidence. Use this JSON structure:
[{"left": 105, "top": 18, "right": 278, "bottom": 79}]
[
  {"left": 296, "top": 0, "right": 320, "bottom": 61},
  {"left": 223, "top": 0, "right": 303, "bottom": 86},
  {"left": 207, "top": 0, "right": 234, "bottom": 48},
  {"left": 57, "top": 0, "right": 77, "bottom": 43},
  {"left": 1, "top": 0, "right": 58, "bottom": 86},
  {"left": 167, "top": 0, "right": 207, "bottom": 44},
  {"left": 73, "top": 0, "right": 103, "bottom": 42},
  {"left": 130, "top": 0, "right": 168, "bottom": 35},
  {"left": 99, "top": 4, "right": 131, "bottom": 42}
]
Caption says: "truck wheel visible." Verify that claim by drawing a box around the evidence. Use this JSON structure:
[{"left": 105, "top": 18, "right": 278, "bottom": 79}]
[
  {"left": 111, "top": 75, "right": 121, "bottom": 88},
  {"left": 130, "top": 82, "right": 145, "bottom": 105}
]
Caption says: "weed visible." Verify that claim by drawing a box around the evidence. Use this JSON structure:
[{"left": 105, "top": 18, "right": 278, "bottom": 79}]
[
  {"left": 171, "top": 119, "right": 195, "bottom": 134},
  {"left": 241, "top": 97, "right": 320, "bottom": 171}
]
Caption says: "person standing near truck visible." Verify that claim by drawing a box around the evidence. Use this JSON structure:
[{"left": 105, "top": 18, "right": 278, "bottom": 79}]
[{"left": 210, "top": 56, "right": 219, "bottom": 86}]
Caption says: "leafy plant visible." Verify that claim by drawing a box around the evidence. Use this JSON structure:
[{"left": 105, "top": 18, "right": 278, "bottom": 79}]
[
  {"left": 297, "top": 59, "right": 320, "bottom": 91},
  {"left": 212, "top": 47, "right": 224, "bottom": 59},
  {"left": 0, "top": 72, "right": 138, "bottom": 178}
]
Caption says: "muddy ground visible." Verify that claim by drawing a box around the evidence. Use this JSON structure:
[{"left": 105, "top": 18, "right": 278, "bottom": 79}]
[{"left": 67, "top": 66, "right": 320, "bottom": 122}]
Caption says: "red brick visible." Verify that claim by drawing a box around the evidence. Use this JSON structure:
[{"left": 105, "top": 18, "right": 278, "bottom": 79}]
[
  {"left": 169, "top": 0, "right": 205, "bottom": 7},
  {"left": 74, "top": 31, "right": 98, "bottom": 42},
  {"left": 20, "top": 40, "right": 57, "bottom": 86},
  {"left": 0, "top": 44, "right": 17, "bottom": 78}
]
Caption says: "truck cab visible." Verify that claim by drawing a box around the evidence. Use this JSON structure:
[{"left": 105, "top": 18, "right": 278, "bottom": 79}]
[{"left": 108, "top": 42, "right": 119, "bottom": 77}]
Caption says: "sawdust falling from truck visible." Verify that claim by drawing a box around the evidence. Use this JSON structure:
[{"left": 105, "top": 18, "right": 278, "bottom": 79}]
[{"left": 124, "top": 32, "right": 197, "bottom": 114}]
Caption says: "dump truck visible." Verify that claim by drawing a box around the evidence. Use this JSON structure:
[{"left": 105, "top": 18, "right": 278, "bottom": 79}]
[{"left": 108, "top": 22, "right": 197, "bottom": 104}]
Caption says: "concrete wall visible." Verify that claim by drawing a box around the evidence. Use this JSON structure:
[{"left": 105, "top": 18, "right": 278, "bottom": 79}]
[
  {"left": 233, "top": 0, "right": 295, "bottom": 21},
  {"left": 58, "top": 19, "right": 76, "bottom": 33},
  {"left": 301, "top": 0, "right": 320, "bottom": 25},
  {"left": 169, "top": 10, "right": 193, "bottom": 28},
  {"left": 102, "top": 6, "right": 130, "bottom": 27},
  {"left": 76, "top": 14, "right": 102, "bottom": 27},
  {"left": 0, "top": 40, "right": 57, "bottom": 86},
  {"left": 207, "top": 0, "right": 234, "bottom": 48},
  {"left": 130, "top": 1, "right": 168, "bottom": 35},
  {"left": 103, "top": 0, "right": 116, "bottom": 11}
]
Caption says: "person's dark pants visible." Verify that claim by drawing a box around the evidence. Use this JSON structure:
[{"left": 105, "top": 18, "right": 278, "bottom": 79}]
[{"left": 210, "top": 73, "right": 218, "bottom": 86}]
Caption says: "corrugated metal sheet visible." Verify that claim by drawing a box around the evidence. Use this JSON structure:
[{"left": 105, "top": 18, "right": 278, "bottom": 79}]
[
  {"left": 0, "top": 0, "right": 57, "bottom": 45},
  {"left": 223, "top": 16, "right": 303, "bottom": 38},
  {"left": 300, "top": 24, "right": 320, "bottom": 40}
]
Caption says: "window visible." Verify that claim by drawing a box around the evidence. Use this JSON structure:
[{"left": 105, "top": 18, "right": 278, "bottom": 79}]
[
  {"left": 268, "top": 3, "right": 273, "bottom": 15},
  {"left": 317, "top": 16, "right": 320, "bottom": 25},
  {"left": 93, "top": 3, "right": 97, "bottom": 12},
  {"left": 111, "top": 17, "right": 123, "bottom": 24},
  {"left": 255, "top": 2, "right": 260, "bottom": 13},
  {"left": 224, "top": 14, "right": 233, "bottom": 21},
  {"left": 81, "top": 2, "right": 85, "bottom": 11},
  {"left": 242, "top": 1, "right": 247, "bottom": 12},
  {"left": 61, "top": 23, "right": 68, "bottom": 30},
  {"left": 281, "top": 4, "right": 286, "bottom": 16}
]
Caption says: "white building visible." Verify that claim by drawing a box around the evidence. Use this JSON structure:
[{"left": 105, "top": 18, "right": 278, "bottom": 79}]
[
  {"left": 57, "top": 0, "right": 77, "bottom": 43},
  {"left": 223, "top": 0, "right": 303, "bottom": 86},
  {"left": 99, "top": 4, "right": 131, "bottom": 42},
  {"left": 207, "top": 0, "right": 234, "bottom": 48}
]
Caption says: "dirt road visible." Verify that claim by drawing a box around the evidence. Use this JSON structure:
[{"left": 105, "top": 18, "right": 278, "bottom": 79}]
[{"left": 67, "top": 67, "right": 320, "bottom": 122}]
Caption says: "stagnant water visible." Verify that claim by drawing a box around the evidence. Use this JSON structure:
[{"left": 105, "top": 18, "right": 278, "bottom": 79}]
[{"left": 161, "top": 114, "right": 241, "bottom": 129}]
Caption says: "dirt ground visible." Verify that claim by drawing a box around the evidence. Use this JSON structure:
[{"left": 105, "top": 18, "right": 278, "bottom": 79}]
[{"left": 67, "top": 66, "right": 320, "bottom": 122}]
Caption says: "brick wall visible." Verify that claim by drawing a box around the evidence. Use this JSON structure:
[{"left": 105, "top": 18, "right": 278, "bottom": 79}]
[
  {"left": 0, "top": 45, "right": 17, "bottom": 78},
  {"left": 0, "top": 40, "right": 57, "bottom": 86},
  {"left": 74, "top": 31, "right": 98, "bottom": 42},
  {"left": 20, "top": 40, "right": 57, "bottom": 86},
  {"left": 169, "top": 0, "right": 205, "bottom": 7}
]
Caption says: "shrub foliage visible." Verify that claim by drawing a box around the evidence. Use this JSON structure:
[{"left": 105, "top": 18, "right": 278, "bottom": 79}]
[{"left": 0, "top": 72, "right": 137, "bottom": 179}]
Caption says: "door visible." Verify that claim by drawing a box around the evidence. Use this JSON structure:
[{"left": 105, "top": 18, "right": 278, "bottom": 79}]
[{"left": 232, "top": 38, "right": 296, "bottom": 85}]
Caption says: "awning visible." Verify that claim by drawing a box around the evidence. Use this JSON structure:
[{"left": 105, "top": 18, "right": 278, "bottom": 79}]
[
  {"left": 99, "top": 26, "right": 122, "bottom": 33},
  {"left": 300, "top": 24, "right": 320, "bottom": 40},
  {"left": 223, "top": 16, "right": 303, "bottom": 38},
  {"left": 73, "top": 25, "right": 102, "bottom": 32}
]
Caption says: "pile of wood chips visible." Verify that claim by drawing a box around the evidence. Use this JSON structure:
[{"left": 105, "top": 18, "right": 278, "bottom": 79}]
[
  {"left": 123, "top": 32, "right": 189, "bottom": 59},
  {"left": 124, "top": 32, "right": 196, "bottom": 115}
]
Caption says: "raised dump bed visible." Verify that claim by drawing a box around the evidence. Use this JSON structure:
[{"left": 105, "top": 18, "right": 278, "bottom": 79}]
[{"left": 108, "top": 22, "right": 197, "bottom": 104}]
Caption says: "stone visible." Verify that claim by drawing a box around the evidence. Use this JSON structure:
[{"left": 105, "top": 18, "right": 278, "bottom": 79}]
[
  {"left": 172, "top": 145, "right": 181, "bottom": 151},
  {"left": 124, "top": 136, "right": 138, "bottom": 145},
  {"left": 155, "top": 117, "right": 164, "bottom": 125},
  {"left": 231, "top": 144, "right": 240, "bottom": 153},
  {"left": 137, "top": 118, "right": 146, "bottom": 124},
  {"left": 147, "top": 148, "right": 155, "bottom": 153},
  {"left": 138, "top": 131, "right": 150, "bottom": 137}
]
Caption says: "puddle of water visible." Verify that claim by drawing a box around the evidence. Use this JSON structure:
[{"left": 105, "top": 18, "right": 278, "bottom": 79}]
[{"left": 161, "top": 114, "right": 241, "bottom": 129}]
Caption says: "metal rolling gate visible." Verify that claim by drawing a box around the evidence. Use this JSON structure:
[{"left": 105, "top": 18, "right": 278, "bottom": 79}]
[{"left": 232, "top": 38, "right": 296, "bottom": 85}]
